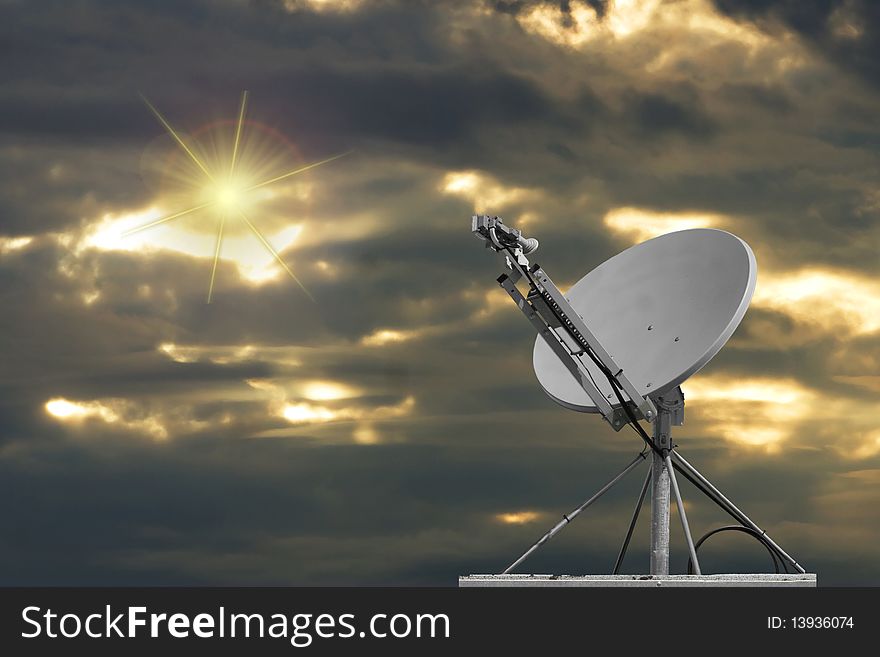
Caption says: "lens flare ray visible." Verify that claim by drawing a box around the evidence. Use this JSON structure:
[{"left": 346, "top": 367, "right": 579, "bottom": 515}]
[
  {"left": 244, "top": 151, "right": 353, "bottom": 192},
  {"left": 122, "top": 201, "right": 216, "bottom": 237},
  {"left": 140, "top": 93, "right": 215, "bottom": 182},
  {"left": 238, "top": 210, "right": 313, "bottom": 301},
  {"left": 130, "top": 91, "right": 349, "bottom": 302},
  {"left": 229, "top": 90, "right": 248, "bottom": 178},
  {"left": 207, "top": 214, "right": 227, "bottom": 304}
]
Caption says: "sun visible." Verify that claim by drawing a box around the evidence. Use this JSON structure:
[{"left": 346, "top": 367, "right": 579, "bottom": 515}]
[
  {"left": 127, "top": 91, "right": 350, "bottom": 302},
  {"left": 214, "top": 184, "right": 242, "bottom": 211}
]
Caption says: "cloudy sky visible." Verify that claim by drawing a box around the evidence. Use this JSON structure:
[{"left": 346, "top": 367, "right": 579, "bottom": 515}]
[{"left": 1, "top": 0, "right": 878, "bottom": 585}]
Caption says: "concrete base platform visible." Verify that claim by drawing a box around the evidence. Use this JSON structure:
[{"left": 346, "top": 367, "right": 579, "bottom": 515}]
[{"left": 459, "top": 574, "right": 817, "bottom": 587}]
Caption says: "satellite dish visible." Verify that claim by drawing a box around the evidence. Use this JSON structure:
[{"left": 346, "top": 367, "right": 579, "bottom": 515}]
[
  {"left": 533, "top": 229, "right": 756, "bottom": 413},
  {"left": 466, "top": 216, "right": 811, "bottom": 584}
]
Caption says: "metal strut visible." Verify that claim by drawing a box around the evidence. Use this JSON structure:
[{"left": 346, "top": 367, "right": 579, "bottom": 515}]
[
  {"left": 501, "top": 451, "right": 648, "bottom": 574},
  {"left": 670, "top": 450, "right": 807, "bottom": 574},
  {"left": 612, "top": 466, "right": 651, "bottom": 574},
  {"left": 667, "top": 454, "right": 701, "bottom": 575}
]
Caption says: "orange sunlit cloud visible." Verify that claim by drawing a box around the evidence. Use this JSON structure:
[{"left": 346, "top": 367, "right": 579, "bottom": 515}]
[
  {"left": 515, "top": 0, "right": 777, "bottom": 57},
  {"left": 300, "top": 381, "right": 360, "bottom": 401},
  {"left": 441, "top": 170, "right": 542, "bottom": 217},
  {"left": 284, "top": 0, "right": 365, "bottom": 13},
  {"left": 752, "top": 268, "right": 880, "bottom": 335},
  {"left": 0, "top": 235, "right": 34, "bottom": 254},
  {"left": 360, "top": 328, "right": 421, "bottom": 347},
  {"left": 81, "top": 207, "right": 304, "bottom": 285},
  {"left": 278, "top": 396, "right": 415, "bottom": 427},
  {"left": 45, "top": 397, "right": 170, "bottom": 439},
  {"left": 603, "top": 206, "right": 721, "bottom": 242},
  {"left": 683, "top": 376, "right": 815, "bottom": 451},
  {"left": 159, "top": 342, "right": 301, "bottom": 366},
  {"left": 514, "top": 0, "right": 679, "bottom": 46},
  {"left": 241, "top": 377, "right": 415, "bottom": 441},
  {"left": 495, "top": 511, "right": 542, "bottom": 525},
  {"left": 684, "top": 374, "right": 880, "bottom": 459}
]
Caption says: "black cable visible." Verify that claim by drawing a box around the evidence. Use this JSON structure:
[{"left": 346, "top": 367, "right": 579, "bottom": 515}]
[
  {"left": 580, "top": 345, "right": 657, "bottom": 453},
  {"left": 607, "top": 375, "right": 658, "bottom": 452},
  {"left": 604, "top": 371, "right": 656, "bottom": 450},
  {"left": 671, "top": 459, "right": 791, "bottom": 573},
  {"left": 575, "top": 350, "right": 656, "bottom": 451},
  {"left": 686, "top": 525, "right": 782, "bottom": 575},
  {"left": 581, "top": 355, "right": 604, "bottom": 400}
]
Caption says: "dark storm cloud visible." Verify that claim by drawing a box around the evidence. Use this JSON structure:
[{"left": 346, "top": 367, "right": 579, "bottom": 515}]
[
  {"left": 487, "top": 0, "right": 609, "bottom": 20},
  {"left": 260, "top": 66, "right": 569, "bottom": 148},
  {"left": 626, "top": 90, "right": 718, "bottom": 140},
  {"left": 716, "top": 82, "right": 796, "bottom": 114},
  {"left": 0, "top": 0, "right": 571, "bottom": 148},
  {"left": 713, "top": 0, "right": 880, "bottom": 87},
  {"left": 0, "top": 96, "right": 156, "bottom": 142},
  {"left": 0, "top": 154, "right": 151, "bottom": 235},
  {"left": 2, "top": 422, "right": 869, "bottom": 585},
  {"left": 0, "top": 0, "right": 879, "bottom": 587}
]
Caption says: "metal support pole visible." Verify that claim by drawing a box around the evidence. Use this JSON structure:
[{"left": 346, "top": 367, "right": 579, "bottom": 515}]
[
  {"left": 670, "top": 450, "right": 807, "bottom": 574},
  {"left": 501, "top": 451, "right": 647, "bottom": 574},
  {"left": 667, "top": 454, "right": 701, "bottom": 574},
  {"left": 649, "top": 408, "right": 671, "bottom": 575},
  {"left": 612, "top": 466, "right": 651, "bottom": 574}
]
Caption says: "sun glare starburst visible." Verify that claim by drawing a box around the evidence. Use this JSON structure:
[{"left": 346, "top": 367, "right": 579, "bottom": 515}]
[{"left": 128, "top": 91, "right": 350, "bottom": 302}]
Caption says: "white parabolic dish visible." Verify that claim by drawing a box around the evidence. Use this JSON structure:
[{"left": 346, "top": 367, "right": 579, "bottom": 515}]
[{"left": 533, "top": 228, "right": 757, "bottom": 413}]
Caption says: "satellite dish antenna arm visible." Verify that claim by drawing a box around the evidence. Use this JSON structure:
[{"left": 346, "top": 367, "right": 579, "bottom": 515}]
[{"left": 472, "top": 215, "right": 658, "bottom": 429}]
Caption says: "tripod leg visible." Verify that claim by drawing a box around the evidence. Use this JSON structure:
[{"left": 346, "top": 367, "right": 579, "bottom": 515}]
[
  {"left": 666, "top": 454, "right": 701, "bottom": 575},
  {"left": 671, "top": 449, "right": 806, "bottom": 574},
  {"left": 501, "top": 451, "right": 648, "bottom": 574},
  {"left": 612, "top": 465, "right": 651, "bottom": 574}
]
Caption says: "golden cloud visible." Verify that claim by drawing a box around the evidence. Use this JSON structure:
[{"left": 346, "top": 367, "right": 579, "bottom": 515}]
[
  {"left": 440, "top": 170, "right": 542, "bottom": 218},
  {"left": 514, "top": 0, "right": 781, "bottom": 60},
  {"left": 683, "top": 374, "right": 880, "bottom": 460},
  {"left": 683, "top": 376, "right": 813, "bottom": 451},
  {"left": 80, "top": 207, "right": 303, "bottom": 285},
  {"left": 603, "top": 206, "right": 721, "bottom": 242},
  {"left": 283, "top": 0, "right": 365, "bottom": 13},
  {"left": 45, "top": 397, "right": 172, "bottom": 440},
  {"left": 360, "top": 328, "right": 421, "bottom": 347},
  {"left": 301, "top": 381, "right": 360, "bottom": 401},
  {"left": 495, "top": 510, "right": 542, "bottom": 525},
  {"left": 0, "top": 235, "right": 33, "bottom": 254},
  {"left": 278, "top": 396, "right": 415, "bottom": 426},
  {"left": 159, "top": 342, "right": 301, "bottom": 366},
  {"left": 243, "top": 377, "right": 415, "bottom": 443},
  {"left": 752, "top": 268, "right": 880, "bottom": 336}
]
